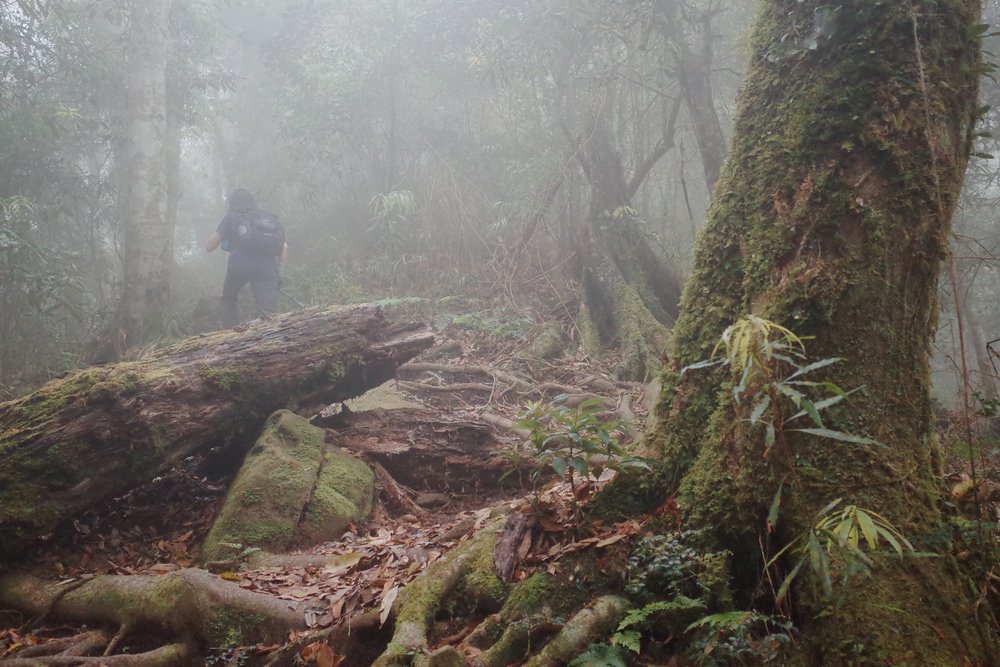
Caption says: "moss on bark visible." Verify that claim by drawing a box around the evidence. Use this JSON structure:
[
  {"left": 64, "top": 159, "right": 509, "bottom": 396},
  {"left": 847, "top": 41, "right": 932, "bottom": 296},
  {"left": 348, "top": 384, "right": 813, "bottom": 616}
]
[{"left": 644, "top": 0, "right": 994, "bottom": 662}]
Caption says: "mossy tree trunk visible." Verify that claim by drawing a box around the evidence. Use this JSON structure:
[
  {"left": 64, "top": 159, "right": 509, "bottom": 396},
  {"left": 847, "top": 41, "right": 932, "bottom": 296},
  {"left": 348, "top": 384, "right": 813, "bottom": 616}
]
[
  {"left": 650, "top": 0, "right": 992, "bottom": 662},
  {"left": 572, "top": 104, "right": 683, "bottom": 380},
  {"left": 0, "top": 305, "right": 433, "bottom": 559}
]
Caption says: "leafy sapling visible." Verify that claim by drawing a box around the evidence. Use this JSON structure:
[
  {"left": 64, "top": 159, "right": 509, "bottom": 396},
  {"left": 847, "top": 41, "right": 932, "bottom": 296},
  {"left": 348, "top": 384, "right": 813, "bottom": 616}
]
[{"left": 506, "top": 397, "right": 649, "bottom": 525}]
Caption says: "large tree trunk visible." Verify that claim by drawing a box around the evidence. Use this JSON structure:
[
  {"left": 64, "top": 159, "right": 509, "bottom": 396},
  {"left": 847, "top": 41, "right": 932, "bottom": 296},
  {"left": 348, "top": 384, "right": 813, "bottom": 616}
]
[
  {"left": 650, "top": 0, "right": 993, "bottom": 662},
  {"left": 0, "top": 305, "right": 433, "bottom": 558},
  {"left": 116, "top": 0, "right": 172, "bottom": 352}
]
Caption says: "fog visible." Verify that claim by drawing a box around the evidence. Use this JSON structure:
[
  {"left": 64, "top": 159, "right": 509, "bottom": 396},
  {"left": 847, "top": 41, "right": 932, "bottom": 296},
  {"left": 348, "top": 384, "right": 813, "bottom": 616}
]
[{"left": 2, "top": 0, "right": 999, "bottom": 410}]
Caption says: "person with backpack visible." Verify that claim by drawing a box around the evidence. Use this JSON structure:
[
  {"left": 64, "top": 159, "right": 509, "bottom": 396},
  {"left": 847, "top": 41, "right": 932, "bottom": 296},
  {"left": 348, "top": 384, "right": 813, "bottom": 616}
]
[{"left": 205, "top": 188, "right": 288, "bottom": 329}]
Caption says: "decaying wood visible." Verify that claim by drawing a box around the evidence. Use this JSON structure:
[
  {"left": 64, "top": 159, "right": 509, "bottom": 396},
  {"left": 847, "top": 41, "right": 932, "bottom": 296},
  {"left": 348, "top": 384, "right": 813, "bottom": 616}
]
[
  {"left": 0, "top": 305, "right": 434, "bottom": 557},
  {"left": 493, "top": 512, "right": 531, "bottom": 583},
  {"left": 333, "top": 409, "right": 513, "bottom": 492}
]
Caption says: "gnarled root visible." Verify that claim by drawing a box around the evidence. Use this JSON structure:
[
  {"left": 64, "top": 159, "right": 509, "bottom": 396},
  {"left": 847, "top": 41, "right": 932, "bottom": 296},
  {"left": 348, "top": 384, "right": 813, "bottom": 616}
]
[
  {"left": 0, "top": 568, "right": 304, "bottom": 657},
  {"left": 371, "top": 517, "right": 506, "bottom": 667},
  {"left": 4, "top": 642, "right": 193, "bottom": 666},
  {"left": 524, "top": 596, "right": 629, "bottom": 666}
]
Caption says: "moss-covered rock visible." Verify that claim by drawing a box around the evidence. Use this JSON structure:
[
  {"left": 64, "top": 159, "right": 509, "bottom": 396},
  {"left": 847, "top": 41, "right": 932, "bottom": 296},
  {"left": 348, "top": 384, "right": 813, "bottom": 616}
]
[{"left": 202, "top": 410, "right": 373, "bottom": 561}]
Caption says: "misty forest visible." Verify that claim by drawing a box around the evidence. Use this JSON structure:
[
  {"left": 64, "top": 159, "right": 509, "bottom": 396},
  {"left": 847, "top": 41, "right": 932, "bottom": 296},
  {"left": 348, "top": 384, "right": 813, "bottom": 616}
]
[{"left": 3, "top": 0, "right": 1000, "bottom": 665}]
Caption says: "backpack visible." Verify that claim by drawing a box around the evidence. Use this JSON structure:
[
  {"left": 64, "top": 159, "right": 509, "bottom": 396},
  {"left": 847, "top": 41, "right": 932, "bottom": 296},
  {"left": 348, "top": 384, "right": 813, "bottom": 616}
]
[{"left": 231, "top": 210, "right": 285, "bottom": 256}]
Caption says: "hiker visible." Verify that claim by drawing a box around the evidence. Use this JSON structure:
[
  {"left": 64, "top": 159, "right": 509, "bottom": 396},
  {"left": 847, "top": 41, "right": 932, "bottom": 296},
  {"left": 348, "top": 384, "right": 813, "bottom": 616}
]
[{"left": 205, "top": 188, "right": 288, "bottom": 329}]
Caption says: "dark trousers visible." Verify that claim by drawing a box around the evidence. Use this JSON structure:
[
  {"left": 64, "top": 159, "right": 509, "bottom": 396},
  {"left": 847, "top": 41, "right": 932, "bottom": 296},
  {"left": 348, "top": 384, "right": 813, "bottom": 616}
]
[{"left": 220, "top": 254, "right": 279, "bottom": 329}]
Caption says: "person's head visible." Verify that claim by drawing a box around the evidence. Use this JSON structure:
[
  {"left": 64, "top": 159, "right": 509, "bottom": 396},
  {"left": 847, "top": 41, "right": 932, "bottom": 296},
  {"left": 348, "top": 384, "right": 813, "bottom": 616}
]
[{"left": 227, "top": 188, "right": 257, "bottom": 212}]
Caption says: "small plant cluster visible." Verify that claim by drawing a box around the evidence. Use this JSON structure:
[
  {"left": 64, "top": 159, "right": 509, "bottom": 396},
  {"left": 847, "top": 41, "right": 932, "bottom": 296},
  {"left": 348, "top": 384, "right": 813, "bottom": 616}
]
[
  {"left": 686, "top": 611, "right": 794, "bottom": 666},
  {"left": 686, "top": 316, "right": 920, "bottom": 612},
  {"left": 767, "top": 498, "right": 919, "bottom": 606},
  {"left": 625, "top": 531, "right": 721, "bottom": 602},
  {"left": 432, "top": 310, "right": 532, "bottom": 339},
  {"left": 682, "top": 315, "right": 879, "bottom": 462},
  {"left": 506, "top": 398, "right": 648, "bottom": 523}
]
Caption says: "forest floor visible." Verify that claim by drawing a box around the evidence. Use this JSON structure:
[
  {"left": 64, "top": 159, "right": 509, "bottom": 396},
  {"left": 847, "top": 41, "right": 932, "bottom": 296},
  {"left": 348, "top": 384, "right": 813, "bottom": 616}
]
[
  {"left": 1, "top": 325, "right": 997, "bottom": 665},
  {"left": 0, "top": 328, "right": 659, "bottom": 665}
]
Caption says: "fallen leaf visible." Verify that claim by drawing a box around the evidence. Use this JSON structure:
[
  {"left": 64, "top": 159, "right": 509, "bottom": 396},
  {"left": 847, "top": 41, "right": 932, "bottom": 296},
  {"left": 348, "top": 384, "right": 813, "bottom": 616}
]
[
  {"left": 316, "top": 646, "right": 343, "bottom": 667},
  {"left": 323, "top": 551, "right": 362, "bottom": 577},
  {"left": 596, "top": 534, "right": 625, "bottom": 548},
  {"left": 380, "top": 585, "right": 400, "bottom": 626},
  {"left": 300, "top": 641, "right": 322, "bottom": 662}
]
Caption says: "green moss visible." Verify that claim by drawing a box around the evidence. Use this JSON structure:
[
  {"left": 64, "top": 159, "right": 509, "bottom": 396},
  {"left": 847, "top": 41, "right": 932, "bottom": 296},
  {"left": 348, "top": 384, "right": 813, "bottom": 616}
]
[
  {"left": 576, "top": 304, "right": 602, "bottom": 359},
  {"left": 198, "top": 365, "right": 253, "bottom": 391},
  {"left": 644, "top": 0, "right": 994, "bottom": 661},
  {"left": 207, "top": 606, "right": 270, "bottom": 648},
  {"left": 614, "top": 284, "right": 669, "bottom": 382},
  {"left": 202, "top": 411, "right": 326, "bottom": 560},
  {"left": 396, "top": 519, "right": 504, "bottom": 625},
  {"left": 524, "top": 322, "right": 566, "bottom": 361}
]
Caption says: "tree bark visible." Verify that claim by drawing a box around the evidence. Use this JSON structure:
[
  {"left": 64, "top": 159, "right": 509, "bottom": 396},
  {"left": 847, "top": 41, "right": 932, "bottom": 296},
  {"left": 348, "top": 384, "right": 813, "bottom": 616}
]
[
  {"left": 649, "top": 0, "right": 992, "bottom": 662},
  {"left": 116, "top": 0, "right": 172, "bottom": 352},
  {"left": 0, "top": 305, "right": 433, "bottom": 558}
]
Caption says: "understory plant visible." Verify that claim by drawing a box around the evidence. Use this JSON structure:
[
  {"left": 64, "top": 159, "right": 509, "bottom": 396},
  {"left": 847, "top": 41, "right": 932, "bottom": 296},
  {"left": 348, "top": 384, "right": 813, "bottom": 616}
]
[
  {"left": 507, "top": 397, "right": 649, "bottom": 525},
  {"left": 686, "top": 316, "right": 918, "bottom": 610}
]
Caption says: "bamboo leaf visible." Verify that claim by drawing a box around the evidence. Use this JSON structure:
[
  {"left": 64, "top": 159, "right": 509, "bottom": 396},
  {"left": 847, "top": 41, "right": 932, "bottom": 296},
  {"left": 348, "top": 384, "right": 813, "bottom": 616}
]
[
  {"left": 791, "top": 428, "right": 883, "bottom": 446},
  {"left": 775, "top": 557, "right": 805, "bottom": 605},
  {"left": 768, "top": 483, "right": 783, "bottom": 531},
  {"left": 787, "top": 357, "right": 842, "bottom": 380},
  {"left": 681, "top": 358, "right": 726, "bottom": 375},
  {"left": 751, "top": 395, "right": 771, "bottom": 425},
  {"left": 855, "top": 509, "right": 880, "bottom": 550}
]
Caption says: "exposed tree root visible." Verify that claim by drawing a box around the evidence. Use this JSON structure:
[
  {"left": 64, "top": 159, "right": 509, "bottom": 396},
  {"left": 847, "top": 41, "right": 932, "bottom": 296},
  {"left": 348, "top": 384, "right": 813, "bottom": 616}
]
[
  {"left": 0, "top": 568, "right": 303, "bottom": 655},
  {"left": 4, "top": 642, "right": 192, "bottom": 667},
  {"left": 371, "top": 517, "right": 506, "bottom": 667},
  {"left": 524, "top": 596, "right": 629, "bottom": 666}
]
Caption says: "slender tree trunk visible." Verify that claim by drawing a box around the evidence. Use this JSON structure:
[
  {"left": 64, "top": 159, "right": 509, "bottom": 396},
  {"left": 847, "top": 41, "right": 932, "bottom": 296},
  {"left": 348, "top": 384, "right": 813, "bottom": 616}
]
[
  {"left": 649, "top": 0, "right": 993, "bottom": 661},
  {"left": 571, "top": 103, "right": 682, "bottom": 380},
  {"left": 116, "top": 0, "right": 171, "bottom": 351},
  {"left": 677, "top": 31, "right": 726, "bottom": 192}
]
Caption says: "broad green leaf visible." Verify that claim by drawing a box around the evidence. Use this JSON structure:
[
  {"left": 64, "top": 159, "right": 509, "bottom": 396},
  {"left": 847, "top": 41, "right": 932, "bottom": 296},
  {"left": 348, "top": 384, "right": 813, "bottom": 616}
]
[{"left": 551, "top": 457, "right": 568, "bottom": 478}]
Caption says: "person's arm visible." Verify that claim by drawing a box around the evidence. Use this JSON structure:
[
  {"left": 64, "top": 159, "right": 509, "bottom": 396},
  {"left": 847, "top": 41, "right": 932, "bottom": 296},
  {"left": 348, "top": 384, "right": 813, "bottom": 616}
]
[{"left": 206, "top": 231, "right": 223, "bottom": 252}]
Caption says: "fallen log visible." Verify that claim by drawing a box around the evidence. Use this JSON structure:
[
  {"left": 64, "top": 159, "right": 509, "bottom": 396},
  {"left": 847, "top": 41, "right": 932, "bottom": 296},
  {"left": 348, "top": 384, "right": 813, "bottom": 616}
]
[{"left": 0, "top": 305, "right": 434, "bottom": 557}]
